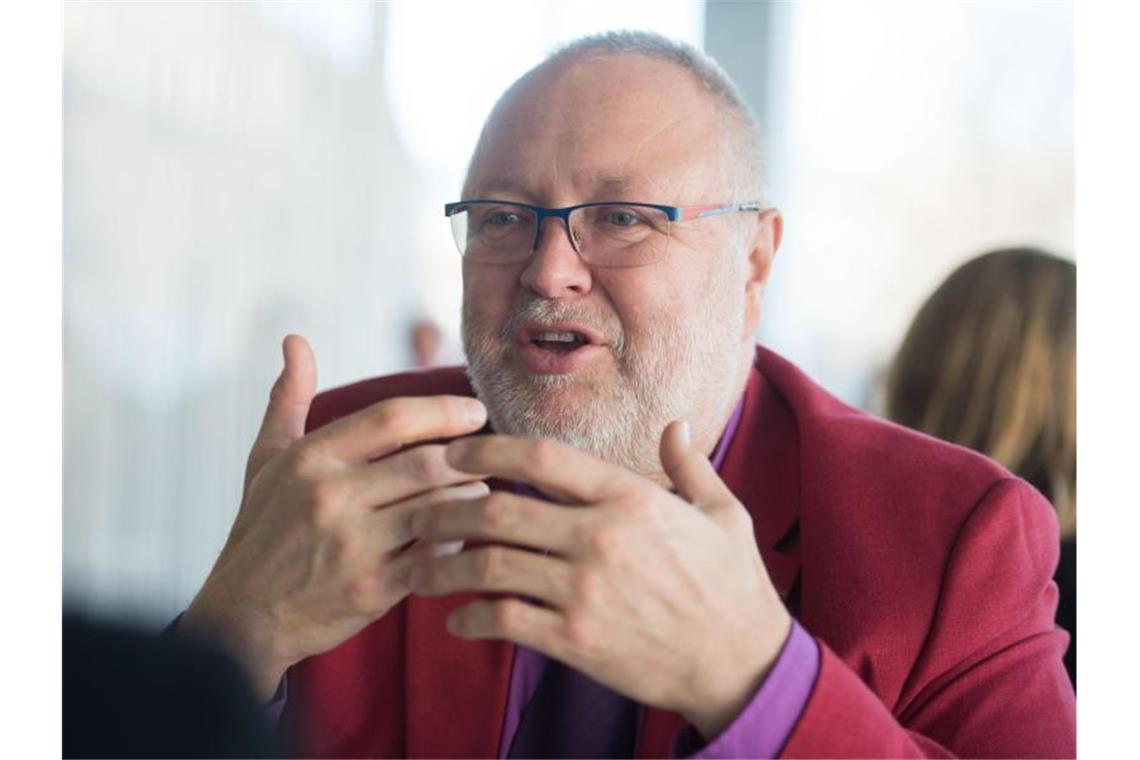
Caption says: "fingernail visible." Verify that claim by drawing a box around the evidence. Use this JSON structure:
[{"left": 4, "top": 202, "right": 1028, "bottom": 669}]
[
  {"left": 462, "top": 481, "right": 490, "bottom": 498},
  {"left": 430, "top": 540, "right": 464, "bottom": 558},
  {"left": 465, "top": 400, "right": 487, "bottom": 427},
  {"left": 678, "top": 421, "right": 691, "bottom": 446}
]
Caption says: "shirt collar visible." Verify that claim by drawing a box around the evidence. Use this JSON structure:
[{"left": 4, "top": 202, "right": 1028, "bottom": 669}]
[{"left": 710, "top": 392, "right": 747, "bottom": 473}]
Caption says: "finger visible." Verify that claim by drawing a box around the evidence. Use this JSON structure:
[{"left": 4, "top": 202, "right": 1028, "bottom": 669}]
[
  {"left": 375, "top": 546, "right": 425, "bottom": 601},
  {"left": 412, "top": 490, "right": 583, "bottom": 556},
  {"left": 370, "top": 480, "right": 490, "bottom": 555},
  {"left": 308, "top": 395, "right": 487, "bottom": 463},
  {"left": 332, "top": 484, "right": 488, "bottom": 614},
  {"left": 247, "top": 335, "right": 318, "bottom": 481},
  {"left": 445, "top": 435, "right": 635, "bottom": 504},
  {"left": 410, "top": 546, "right": 574, "bottom": 608},
  {"left": 659, "top": 420, "right": 734, "bottom": 510},
  {"left": 345, "top": 443, "right": 489, "bottom": 511},
  {"left": 446, "top": 598, "right": 568, "bottom": 661}
]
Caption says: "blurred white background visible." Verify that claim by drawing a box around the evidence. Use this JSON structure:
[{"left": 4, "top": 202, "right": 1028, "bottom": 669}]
[{"left": 63, "top": 0, "right": 1073, "bottom": 624}]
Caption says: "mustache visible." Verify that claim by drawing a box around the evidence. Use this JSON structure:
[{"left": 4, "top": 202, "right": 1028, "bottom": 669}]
[{"left": 498, "top": 299, "right": 624, "bottom": 353}]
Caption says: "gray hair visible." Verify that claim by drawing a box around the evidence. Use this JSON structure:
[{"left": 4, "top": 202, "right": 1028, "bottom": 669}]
[{"left": 543, "top": 30, "right": 768, "bottom": 204}]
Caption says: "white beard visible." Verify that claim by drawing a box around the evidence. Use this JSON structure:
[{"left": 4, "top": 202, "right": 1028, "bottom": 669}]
[{"left": 462, "top": 276, "right": 747, "bottom": 479}]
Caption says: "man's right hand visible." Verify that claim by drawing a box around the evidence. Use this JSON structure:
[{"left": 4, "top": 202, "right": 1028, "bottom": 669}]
[{"left": 179, "top": 335, "right": 489, "bottom": 701}]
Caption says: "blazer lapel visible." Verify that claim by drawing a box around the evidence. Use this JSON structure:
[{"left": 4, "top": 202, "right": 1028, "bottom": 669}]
[
  {"left": 405, "top": 592, "right": 515, "bottom": 758},
  {"left": 725, "top": 363, "right": 802, "bottom": 599}
]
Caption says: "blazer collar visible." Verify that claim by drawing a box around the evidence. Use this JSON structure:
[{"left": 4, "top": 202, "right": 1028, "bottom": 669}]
[{"left": 720, "top": 359, "right": 802, "bottom": 599}]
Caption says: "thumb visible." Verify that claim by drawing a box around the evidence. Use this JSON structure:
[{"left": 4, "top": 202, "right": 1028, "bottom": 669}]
[
  {"left": 247, "top": 334, "right": 318, "bottom": 480},
  {"left": 659, "top": 420, "right": 733, "bottom": 510}
]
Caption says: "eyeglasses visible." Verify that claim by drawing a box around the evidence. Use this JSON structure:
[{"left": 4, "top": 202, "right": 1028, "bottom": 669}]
[{"left": 443, "top": 199, "right": 763, "bottom": 267}]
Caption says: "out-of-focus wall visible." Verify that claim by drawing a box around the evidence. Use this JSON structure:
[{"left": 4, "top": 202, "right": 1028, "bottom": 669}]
[
  {"left": 64, "top": 2, "right": 425, "bottom": 624},
  {"left": 754, "top": 1, "right": 1074, "bottom": 405}
]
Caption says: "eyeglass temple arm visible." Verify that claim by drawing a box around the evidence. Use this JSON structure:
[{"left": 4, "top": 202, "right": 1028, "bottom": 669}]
[{"left": 676, "top": 202, "right": 764, "bottom": 221}]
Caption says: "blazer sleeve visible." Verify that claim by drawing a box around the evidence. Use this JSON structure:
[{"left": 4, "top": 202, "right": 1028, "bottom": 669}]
[{"left": 782, "top": 478, "right": 1075, "bottom": 758}]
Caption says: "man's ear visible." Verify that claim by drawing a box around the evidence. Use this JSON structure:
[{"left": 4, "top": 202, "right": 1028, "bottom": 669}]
[{"left": 742, "top": 209, "right": 783, "bottom": 338}]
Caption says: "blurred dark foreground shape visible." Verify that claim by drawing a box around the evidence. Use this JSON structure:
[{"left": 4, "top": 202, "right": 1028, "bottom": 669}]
[
  {"left": 885, "top": 247, "right": 1077, "bottom": 688},
  {"left": 63, "top": 612, "right": 285, "bottom": 758}
]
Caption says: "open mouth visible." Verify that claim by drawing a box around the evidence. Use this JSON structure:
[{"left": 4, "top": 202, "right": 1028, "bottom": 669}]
[
  {"left": 515, "top": 322, "right": 605, "bottom": 374},
  {"left": 530, "top": 331, "right": 589, "bottom": 353}
]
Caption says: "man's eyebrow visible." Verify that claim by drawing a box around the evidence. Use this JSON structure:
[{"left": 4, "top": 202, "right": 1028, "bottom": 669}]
[
  {"left": 592, "top": 175, "right": 638, "bottom": 198},
  {"left": 465, "top": 180, "right": 530, "bottom": 200},
  {"left": 465, "top": 175, "right": 642, "bottom": 202}
]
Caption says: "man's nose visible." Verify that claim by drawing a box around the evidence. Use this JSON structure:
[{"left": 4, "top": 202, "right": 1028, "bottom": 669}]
[{"left": 519, "top": 216, "right": 593, "bottom": 298}]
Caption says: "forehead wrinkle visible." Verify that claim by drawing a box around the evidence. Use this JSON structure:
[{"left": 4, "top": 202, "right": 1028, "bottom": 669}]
[{"left": 618, "top": 113, "right": 720, "bottom": 200}]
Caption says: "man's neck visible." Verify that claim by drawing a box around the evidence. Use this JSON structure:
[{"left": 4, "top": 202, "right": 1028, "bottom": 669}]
[{"left": 651, "top": 349, "right": 753, "bottom": 489}]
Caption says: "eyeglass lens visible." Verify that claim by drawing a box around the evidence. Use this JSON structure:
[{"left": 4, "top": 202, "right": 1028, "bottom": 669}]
[{"left": 450, "top": 203, "right": 671, "bottom": 267}]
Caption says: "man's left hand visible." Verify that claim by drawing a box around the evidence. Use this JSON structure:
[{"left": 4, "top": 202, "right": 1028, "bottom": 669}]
[{"left": 407, "top": 420, "right": 792, "bottom": 740}]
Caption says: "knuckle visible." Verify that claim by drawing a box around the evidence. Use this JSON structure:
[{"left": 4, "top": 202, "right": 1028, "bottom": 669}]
[
  {"left": 306, "top": 479, "right": 347, "bottom": 525},
  {"left": 586, "top": 525, "right": 623, "bottom": 564},
  {"left": 313, "top": 477, "right": 348, "bottom": 505},
  {"left": 475, "top": 547, "right": 506, "bottom": 585},
  {"left": 373, "top": 398, "right": 411, "bottom": 432},
  {"left": 613, "top": 494, "right": 653, "bottom": 523},
  {"left": 288, "top": 439, "right": 323, "bottom": 474},
  {"left": 404, "top": 446, "right": 447, "bottom": 485},
  {"left": 493, "top": 599, "right": 524, "bottom": 634},
  {"left": 479, "top": 493, "right": 513, "bottom": 531},
  {"left": 570, "top": 568, "right": 604, "bottom": 606},
  {"left": 525, "top": 438, "right": 561, "bottom": 476},
  {"left": 562, "top": 610, "right": 598, "bottom": 654}
]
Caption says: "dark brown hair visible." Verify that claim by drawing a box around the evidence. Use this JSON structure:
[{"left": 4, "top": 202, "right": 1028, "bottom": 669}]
[{"left": 885, "top": 248, "right": 1076, "bottom": 536}]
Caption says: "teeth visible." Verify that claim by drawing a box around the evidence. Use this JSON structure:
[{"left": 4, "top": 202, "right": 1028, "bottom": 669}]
[{"left": 535, "top": 331, "right": 581, "bottom": 343}]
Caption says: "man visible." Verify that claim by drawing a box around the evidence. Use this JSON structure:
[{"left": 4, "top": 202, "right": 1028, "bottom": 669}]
[{"left": 178, "top": 32, "right": 1075, "bottom": 758}]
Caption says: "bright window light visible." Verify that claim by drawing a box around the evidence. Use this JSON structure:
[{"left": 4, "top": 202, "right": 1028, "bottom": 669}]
[{"left": 384, "top": 1, "right": 706, "bottom": 176}]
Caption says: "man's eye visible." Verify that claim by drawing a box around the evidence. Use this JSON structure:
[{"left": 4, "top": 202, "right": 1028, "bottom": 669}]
[
  {"left": 605, "top": 211, "right": 643, "bottom": 227},
  {"left": 487, "top": 212, "right": 521, "bottom": 226}
]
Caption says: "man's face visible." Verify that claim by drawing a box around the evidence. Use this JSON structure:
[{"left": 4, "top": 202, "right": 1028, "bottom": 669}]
[{"left": 460, "top": 54, "right": 776, "bottom": 478}]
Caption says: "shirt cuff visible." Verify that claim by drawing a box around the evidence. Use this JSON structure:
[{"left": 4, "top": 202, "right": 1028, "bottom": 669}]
[{"left": 672, "top": 619, "right": 820, "bottom": 759}]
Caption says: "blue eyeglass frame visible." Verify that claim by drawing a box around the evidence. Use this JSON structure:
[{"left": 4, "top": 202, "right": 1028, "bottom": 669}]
[
  {"left": 443, "top": 198, "right": 764, "bottom": 254},
  {"left": 443, "top": 198, "right": 763, "bottom": 222}
]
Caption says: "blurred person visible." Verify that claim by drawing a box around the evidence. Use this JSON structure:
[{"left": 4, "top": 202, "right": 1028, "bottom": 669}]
[
  {"left": 410, "top": 317, "right": 444, "bottom": 367},
  {"left": 64, "top": 612, "right": 282, "bottom": 758},
  {"left": 176, "top": 32, "right": 1074, "bottom": 757},
  {"left": 885, "top": 247, "right": 1077, "bottom": 687}
]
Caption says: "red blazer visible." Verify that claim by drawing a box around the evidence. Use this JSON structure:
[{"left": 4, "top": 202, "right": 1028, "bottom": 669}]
[{"left": 283, "top": 346, "right": 1075, "bottom": 758}]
